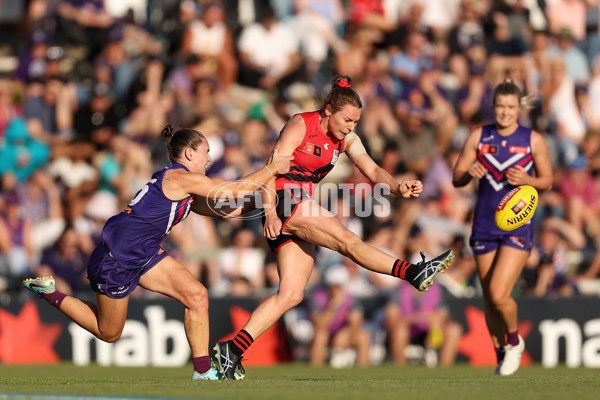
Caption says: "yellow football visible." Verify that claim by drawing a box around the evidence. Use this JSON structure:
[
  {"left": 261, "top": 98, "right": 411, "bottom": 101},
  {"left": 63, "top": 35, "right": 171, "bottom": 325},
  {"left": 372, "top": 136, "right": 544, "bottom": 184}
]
[{"left": 495, "top": 185, "right": 538, "bottom": 231}]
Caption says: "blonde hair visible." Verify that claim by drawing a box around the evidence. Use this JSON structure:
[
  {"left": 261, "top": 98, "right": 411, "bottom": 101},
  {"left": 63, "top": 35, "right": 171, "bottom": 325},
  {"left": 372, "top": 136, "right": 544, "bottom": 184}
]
[{"left": 493, "top": 77, "right": 536, "bottom": 110}]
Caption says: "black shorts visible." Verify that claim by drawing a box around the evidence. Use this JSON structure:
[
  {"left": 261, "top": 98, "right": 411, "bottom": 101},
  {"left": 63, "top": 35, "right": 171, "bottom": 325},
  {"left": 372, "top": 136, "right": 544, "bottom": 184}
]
[{"left": 263, "top": 187, "right": 312, "bottom": 253}]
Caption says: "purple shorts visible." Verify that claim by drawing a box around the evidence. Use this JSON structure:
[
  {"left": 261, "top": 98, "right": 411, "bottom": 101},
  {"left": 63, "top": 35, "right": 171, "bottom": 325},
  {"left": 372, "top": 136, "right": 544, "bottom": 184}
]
[
  {"left": 469, "top": 228, "right": 534, "bottom": 255},
  {"left": 87, "top": 242, "right": 168, "bottom": 298}
]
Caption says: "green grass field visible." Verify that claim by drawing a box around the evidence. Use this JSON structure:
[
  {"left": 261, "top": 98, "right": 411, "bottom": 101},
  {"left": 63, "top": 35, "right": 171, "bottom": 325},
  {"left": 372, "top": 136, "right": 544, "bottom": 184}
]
[{"left": 0, "top": 363, "right": 598, "bottom": 400}]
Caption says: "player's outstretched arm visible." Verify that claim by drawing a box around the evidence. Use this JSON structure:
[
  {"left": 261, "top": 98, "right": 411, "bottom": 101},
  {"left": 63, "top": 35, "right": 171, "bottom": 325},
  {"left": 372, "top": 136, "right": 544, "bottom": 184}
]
[
  {"left": 177, "top": 149, "right": 293, "bottom": 199},
  {"left": 190, "top": 195, "right": 258, "bottom": 219},
  {"left": 351, "top": 147, "right": 422, "bottom": 198}
]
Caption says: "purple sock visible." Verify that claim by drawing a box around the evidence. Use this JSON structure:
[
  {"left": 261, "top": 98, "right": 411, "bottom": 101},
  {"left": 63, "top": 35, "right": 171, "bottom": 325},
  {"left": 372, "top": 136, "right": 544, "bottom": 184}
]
[
  {"left": 193, "top": 356, "right": 212, "bottom": 374},
  {"left": 507, "top": 330, "right": 520, "bottom": 346},
  {"left": 41, "top": 291, "right": 67, "bottom": 309},
  {"left": 495, "top": 347, "right": 504, "bottom": 363}
]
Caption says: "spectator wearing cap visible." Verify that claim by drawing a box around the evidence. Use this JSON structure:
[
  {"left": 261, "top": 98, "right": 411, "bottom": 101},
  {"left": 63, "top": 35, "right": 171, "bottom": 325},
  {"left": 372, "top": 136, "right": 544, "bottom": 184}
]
[
  {"left": 547, "top": 27, "right": 590, "bottom": 84},
  {"left": 545, "top": 0, "right": 588, "bottom": 44},
  {"left": 309, "top": 265, "right": 372, "bottom": 367},
  {"left": 14, "top": 29, "right": 51, "bottom": 85}
]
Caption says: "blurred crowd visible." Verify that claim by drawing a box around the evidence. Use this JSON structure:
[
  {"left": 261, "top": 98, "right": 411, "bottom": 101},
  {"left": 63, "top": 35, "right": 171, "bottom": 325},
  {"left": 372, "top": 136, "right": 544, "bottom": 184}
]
[{"left": 1, "top": 0, "right": 600, "bottom": 367}]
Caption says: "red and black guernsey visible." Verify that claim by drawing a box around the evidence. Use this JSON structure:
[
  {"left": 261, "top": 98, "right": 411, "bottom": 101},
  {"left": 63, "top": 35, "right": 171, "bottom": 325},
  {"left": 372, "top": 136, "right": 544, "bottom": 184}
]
[{"left": 276, "top": 111, "right": 344, "bottom": 196}]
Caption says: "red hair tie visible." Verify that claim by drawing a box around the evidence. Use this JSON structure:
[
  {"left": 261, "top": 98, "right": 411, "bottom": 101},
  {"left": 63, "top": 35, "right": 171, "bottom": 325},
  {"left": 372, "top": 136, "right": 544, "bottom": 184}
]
[{"left": 336, "top": 79, "right": 351, "bottom": 88}]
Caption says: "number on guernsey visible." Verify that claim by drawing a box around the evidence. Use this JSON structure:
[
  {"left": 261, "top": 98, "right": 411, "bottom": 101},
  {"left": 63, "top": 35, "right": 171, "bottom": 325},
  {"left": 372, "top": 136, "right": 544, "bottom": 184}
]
[{"left": 129, "top": 179, "right": 157, "bottom": 206}]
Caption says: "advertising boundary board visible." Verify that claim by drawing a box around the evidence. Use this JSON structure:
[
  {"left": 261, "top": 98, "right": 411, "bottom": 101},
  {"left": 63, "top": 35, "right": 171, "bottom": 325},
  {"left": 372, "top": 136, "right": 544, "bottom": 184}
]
[{"left": 1, "top": 295, "right": 599, "bottom": 367}]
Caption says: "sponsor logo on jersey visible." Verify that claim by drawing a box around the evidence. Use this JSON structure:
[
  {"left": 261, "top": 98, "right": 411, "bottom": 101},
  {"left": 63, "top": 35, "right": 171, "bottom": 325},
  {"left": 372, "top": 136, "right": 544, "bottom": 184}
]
[
  {"left": 509, "top": 145, "right": 530, "bottom": 154},
  {"left": 331, "top": 149, "right": 339, "bottom": 165},
  {"left": 482, "top": 135, "right": 494, "bottom": 142},
  {"left": 299, "top": 143, "right": 322, "bottom": 157}
]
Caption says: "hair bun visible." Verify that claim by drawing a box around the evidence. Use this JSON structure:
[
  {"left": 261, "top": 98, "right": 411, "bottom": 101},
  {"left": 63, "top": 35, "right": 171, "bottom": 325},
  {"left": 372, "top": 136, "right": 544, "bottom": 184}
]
[
  {"left": 334, "top": 76, "right": 352, "bottom": 88},
  {"left": 161, "top": 124, "right": 175, "bottom": 138}
]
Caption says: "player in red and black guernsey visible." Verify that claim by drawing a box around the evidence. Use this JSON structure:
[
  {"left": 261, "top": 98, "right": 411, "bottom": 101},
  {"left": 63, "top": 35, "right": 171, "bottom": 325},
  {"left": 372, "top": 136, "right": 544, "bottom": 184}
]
[
  {"left": 23, "top": 125, "right": 292, "bottom": 381},
  {"left": 453, "top": 78, "right": 553, "bottom": 376},
  {"left": 215, "top": 75, "right": 455, "bottom": 379}
]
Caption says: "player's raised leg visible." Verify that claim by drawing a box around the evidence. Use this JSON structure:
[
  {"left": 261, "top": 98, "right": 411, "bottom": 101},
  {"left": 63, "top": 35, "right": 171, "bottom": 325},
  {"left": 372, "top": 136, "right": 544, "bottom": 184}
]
[
  {"left": 286, "top": 199, "right": 453, "bottom": 291},
  {"left": 23, "top": 275, "right": 130, "bottom": 342}
]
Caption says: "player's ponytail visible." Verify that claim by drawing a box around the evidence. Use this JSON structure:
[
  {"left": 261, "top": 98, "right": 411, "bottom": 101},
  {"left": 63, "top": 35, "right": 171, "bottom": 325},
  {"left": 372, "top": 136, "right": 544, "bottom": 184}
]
[
  {"left": 161, "top": 124, "right": 206, "bottom": 163},
  {"left": 321, "top": 75, "right": 362, "bottom": 113}
]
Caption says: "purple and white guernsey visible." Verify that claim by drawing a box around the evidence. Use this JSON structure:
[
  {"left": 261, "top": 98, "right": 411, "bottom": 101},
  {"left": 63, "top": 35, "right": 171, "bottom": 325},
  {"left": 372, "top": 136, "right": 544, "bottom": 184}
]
[
  {"left": 101, "top": 163, "right": 193, "bottom": 268},
  {"left": 472, "top": 124, "right": 534, "bottom": 240}
]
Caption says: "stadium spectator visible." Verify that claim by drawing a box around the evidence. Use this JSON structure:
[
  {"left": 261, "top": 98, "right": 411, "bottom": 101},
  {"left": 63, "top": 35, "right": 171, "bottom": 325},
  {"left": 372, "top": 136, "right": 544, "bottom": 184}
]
[
  {"left": 212, "top": 228, "right": 266, "bottom": 297},
  {"left": 35, "top": 227, "right": 93, "bottom": 295},
  {"left": 547, "top": 27, "right": 590, "bottom": 84},
  {"left": 236, "top": 5, "right": 302, "bottom": 92},
  {"left": 545, "top": 0, "right": 588, "bottom": 44},
  {"left": 523, "top": 216, "right": 585, "bottom": 297},
  {"left": 309, "top": 265, "right": 372, "bottom": 367},
  {"left": 0, "top": 190, "right": 35, "bottom": 290},
  {"left": 385, "top": 279, "right": 462, "bottom": 367},
  {"left": 181, "top": 1, "right": 238, "bottom": 87}
]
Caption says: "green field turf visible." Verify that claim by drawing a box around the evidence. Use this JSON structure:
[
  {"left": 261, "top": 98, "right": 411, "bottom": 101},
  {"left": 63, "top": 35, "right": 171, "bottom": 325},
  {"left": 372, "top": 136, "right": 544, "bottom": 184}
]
[{"left": 0, "top": 363, "right": 598, "bottom": 400}]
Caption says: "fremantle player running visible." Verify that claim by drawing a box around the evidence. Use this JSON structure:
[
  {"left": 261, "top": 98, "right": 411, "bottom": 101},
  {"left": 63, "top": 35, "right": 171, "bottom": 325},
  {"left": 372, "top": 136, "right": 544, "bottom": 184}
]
[
  {"left": 214, "top": 75, "right": 455, "bottom": 379},
  {"left": 23, "top": 125, "right": 292, "bottom": 380},
  {"left": 453, "top": 78, "right": 553, "bottom": 375}
]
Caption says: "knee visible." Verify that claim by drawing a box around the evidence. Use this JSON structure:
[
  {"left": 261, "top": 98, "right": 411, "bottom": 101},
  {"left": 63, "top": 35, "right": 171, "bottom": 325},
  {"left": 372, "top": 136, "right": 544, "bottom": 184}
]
[
  {"left": 182, "top": 283, "right": 209, "bottom": 312},
  {"left": 278, "top": 287, "right": 304, "bottom": 309},
  {"left": 488, "top": 286, "right": 510, "bottom": 309},
  {"left": 98, "top": 328, "right": 123, "bottom": 343}
]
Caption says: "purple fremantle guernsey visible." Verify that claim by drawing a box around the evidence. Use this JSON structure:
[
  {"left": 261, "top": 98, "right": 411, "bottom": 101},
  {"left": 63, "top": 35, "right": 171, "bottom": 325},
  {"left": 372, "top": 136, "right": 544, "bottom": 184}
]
[
  {"left": 101, "top": 163, "right": 193, "bottom": 268},
  {"left": 473, "top": 124, "right": 534, "bottom": 237}
]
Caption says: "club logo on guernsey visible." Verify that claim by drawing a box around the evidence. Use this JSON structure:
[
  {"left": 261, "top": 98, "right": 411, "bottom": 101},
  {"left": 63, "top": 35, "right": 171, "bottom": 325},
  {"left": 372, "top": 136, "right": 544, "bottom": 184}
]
[{"left": 299, "top": 143, "right": 322, "bottom": 157}]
